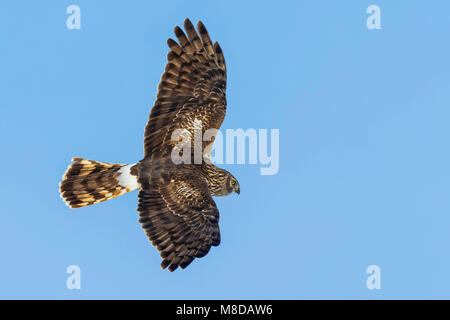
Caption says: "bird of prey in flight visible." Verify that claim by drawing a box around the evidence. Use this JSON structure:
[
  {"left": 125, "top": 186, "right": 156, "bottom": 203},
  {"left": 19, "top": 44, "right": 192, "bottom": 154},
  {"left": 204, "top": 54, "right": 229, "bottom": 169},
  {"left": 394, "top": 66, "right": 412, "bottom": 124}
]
[{"left": 59, "top": 19, "right": 240, "bottom": 272}]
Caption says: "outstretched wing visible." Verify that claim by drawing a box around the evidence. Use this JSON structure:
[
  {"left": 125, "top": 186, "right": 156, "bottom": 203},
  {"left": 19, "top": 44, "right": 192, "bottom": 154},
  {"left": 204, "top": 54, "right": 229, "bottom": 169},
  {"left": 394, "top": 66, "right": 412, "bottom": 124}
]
[
  {"left": 143, "top": 18, "right": 227, "bottom": 159},
  {"left": 137, "top": 172, "right": 220, "bottom": 271}
]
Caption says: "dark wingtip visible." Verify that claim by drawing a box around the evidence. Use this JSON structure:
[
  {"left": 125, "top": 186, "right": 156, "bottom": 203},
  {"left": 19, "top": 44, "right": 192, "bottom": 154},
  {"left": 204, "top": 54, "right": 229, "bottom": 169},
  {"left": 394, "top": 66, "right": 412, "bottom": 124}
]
[
  {"left": 174, "top": 26, "right": 184, "bottom": 37},
  {"left": 197, "top": 20, "right": 205, "bottom": 30},
  {"left": 180, "top": 257, "right": 194, "bottom": 269},
  {"left": 167, "top": 38, "right": 176, "bottom": 47},
  {"left": 184, "top": 18, "right": 194, "bottom": 28},
  {"left": 160, "top": 259, "right": 170, "bottom": 270},
  {"left": 168, "top": 263, "right": 179, "bottom": 272},
  {"left": 214, "top": 41, "right": 223, "bottom": 54}
]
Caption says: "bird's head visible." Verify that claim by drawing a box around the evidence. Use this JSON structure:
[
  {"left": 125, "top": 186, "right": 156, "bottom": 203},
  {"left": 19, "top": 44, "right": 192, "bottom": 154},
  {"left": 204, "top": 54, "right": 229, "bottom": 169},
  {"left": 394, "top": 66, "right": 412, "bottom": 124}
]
[
  {"left": 207, "top": 167, "right": 240, "bottom": 197},
  {"left": 227, "top": 174, "right": 240, "bottom": 195}
]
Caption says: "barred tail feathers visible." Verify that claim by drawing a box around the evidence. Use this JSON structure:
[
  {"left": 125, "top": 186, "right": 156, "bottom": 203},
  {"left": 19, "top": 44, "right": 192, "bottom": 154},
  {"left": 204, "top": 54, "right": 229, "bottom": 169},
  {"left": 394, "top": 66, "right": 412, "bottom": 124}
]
[{"left": 59, "top": 158, "right": 139, "bottom": 208}]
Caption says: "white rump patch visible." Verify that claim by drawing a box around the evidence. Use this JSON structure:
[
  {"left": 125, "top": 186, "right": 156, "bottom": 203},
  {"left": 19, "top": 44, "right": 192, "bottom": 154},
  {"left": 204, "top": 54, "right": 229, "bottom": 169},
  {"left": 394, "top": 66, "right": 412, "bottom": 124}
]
[
  {"left": 118, "top": 164, "right": 140, "bottom": 191},
  {"left": 193, "top": 118, "right": 202, "bottom": 130}
]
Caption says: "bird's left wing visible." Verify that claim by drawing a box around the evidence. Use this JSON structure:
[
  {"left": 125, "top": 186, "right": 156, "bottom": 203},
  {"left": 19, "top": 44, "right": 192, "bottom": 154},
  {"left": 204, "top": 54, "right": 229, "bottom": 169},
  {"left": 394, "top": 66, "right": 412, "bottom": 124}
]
[
  {"left": 143, "top": 18, "right": 227, "bottom": 160},
  {"left": 137, "top": 171, "right": 221, "bottom": 271}
]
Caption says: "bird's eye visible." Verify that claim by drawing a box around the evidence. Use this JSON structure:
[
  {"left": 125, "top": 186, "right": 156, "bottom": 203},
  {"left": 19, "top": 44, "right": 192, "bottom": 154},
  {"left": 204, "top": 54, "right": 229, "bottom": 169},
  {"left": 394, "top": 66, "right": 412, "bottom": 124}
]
[{"left": 231, "top": 179, "right": 236, "bottom": 185}]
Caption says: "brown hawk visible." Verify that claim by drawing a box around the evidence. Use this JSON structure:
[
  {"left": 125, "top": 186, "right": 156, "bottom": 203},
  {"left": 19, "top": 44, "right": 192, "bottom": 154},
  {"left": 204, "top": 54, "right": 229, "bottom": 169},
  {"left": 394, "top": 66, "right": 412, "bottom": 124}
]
[{"left": 59, "top": 19, "right": 240, "bottom": 272}]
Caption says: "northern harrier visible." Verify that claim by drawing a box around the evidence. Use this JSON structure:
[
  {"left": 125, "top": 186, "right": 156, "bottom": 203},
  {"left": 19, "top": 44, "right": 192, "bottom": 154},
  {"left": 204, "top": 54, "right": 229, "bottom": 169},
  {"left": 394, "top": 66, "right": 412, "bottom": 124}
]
[{"left": 59, "top": 19, "right": 240, "bottom": 272}]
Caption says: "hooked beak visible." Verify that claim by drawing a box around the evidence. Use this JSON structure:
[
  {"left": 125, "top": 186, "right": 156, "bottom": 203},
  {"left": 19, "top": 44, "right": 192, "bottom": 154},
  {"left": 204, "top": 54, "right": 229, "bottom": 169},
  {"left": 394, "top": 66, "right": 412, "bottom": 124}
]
[{"left": 235, "top": 184, "right": 240, "bottom": 195}]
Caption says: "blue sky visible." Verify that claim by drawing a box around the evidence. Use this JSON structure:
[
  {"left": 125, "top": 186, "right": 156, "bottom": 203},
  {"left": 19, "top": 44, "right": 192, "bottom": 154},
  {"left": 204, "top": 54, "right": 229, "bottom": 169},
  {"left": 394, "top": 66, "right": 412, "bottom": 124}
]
[{"left": 1, "top": 0, "right": 450, "bottom": 299}]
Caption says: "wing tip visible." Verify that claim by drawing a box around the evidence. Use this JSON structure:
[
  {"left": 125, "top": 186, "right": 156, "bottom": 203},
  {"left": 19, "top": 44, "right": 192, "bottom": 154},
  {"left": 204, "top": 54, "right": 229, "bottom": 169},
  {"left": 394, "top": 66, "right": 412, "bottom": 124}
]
[
  {"left": 160, "top": 259, "right": 179, "bottom": 272},
  {"left": 174, "top": 25, "right": 185, "bottom": 38},
  {"left": 183, "top": 18, "right": 194, "bottom": 29}
]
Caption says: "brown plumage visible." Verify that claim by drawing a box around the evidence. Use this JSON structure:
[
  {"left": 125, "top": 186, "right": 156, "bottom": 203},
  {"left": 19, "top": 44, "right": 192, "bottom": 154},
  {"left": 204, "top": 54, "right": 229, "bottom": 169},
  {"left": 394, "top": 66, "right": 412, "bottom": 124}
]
[
  {"left": 59, "top": 19, "right": 240, "bottom": 272},
  {"left": 143, "top": 19, "right": 227, "bottom": 159},
  {"left": 59, "top": 158, "right": 131, "bottom": 208}
]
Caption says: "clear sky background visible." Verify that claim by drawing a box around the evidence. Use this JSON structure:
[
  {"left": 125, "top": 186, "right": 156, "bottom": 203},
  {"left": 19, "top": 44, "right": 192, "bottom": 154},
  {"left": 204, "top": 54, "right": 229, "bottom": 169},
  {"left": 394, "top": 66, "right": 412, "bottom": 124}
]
[{"left": 1, "top": 0, "right": 450, "bottom": 299}]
